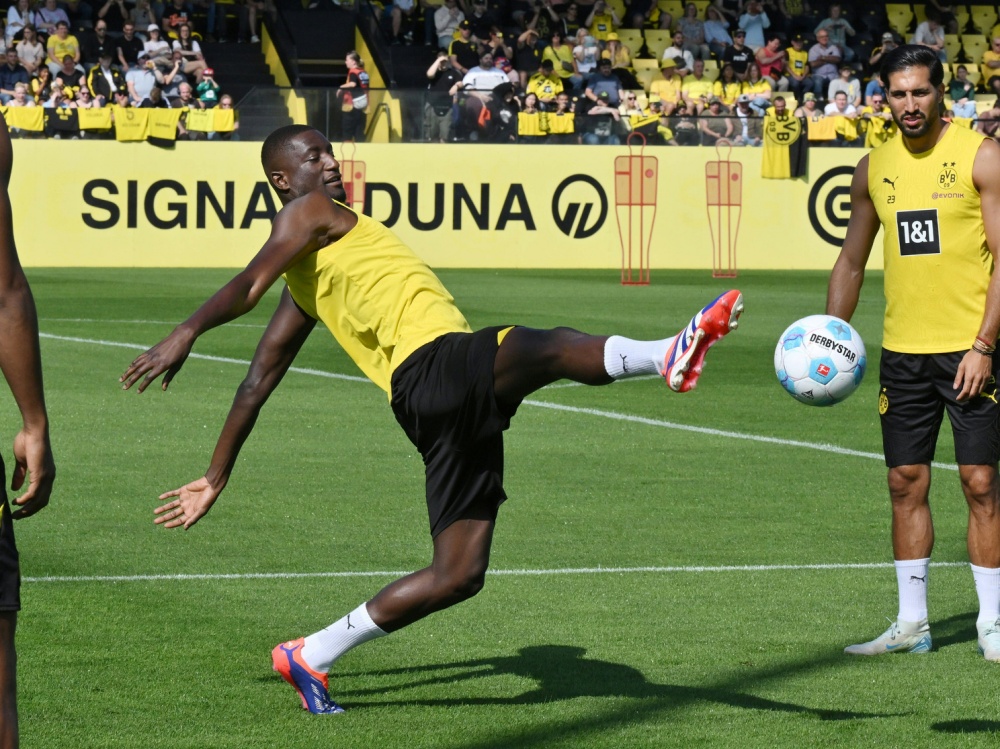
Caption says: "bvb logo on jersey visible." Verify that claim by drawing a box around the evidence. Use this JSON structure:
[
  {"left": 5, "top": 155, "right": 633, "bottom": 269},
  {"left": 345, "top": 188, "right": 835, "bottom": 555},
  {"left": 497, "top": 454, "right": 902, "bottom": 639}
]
[
  {"left": 879, "top": 389, "right": 889, "bottom": 415},
  {"left": 937, "top": 163, "right": 957, "bottom": 190},
  {"left": 764, "top": 114, "right": 803, "bottom": 146}
]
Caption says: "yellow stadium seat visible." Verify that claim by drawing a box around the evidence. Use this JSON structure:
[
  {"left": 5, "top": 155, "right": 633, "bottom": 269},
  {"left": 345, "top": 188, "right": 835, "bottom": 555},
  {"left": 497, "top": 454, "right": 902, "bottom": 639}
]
[
  {"left": 691, "top": 0, "right": 710, "bottom": 16},
  {"left": 606, "top": 0, "right": 627, "bottom": 21},
  {"left": 945, "top": 34, "right": 962, "bottom": 61},
  {"left": 962, "top": 34, "right": 990, "bottom": 64},
  {"left": 970, "top": 5, "right": 998, "bottom": 35},
  {"left": 633, "top": 57, "right": 660, "bottom": 70},
  {"left": 635, "top": 69, "right": 658, "bottom": 92},
  {"left": 703, "top": 57, "right": 717, "bottom": 71},
  {"left": 703, "top": 66, "right": 719, "bottom": 82},
  {"left": 643, "top": 28, "right": 673, "bottom": 59},
  {"left": 657, "top": 0, "right": 684, "bottom": 28},
  {"left": 942, "top": 65, "right": 953, "bottom": 85},
  {"left": 956, "top": 5, "right": 970, "bottom": 32},
  {"left": 977, "top": 97, "right": 996, "bottom": 114},
  {"left": 913, "top": 3, "right": 926, "bottom": 26},
  {"left": 885, "top": 3, "right": 914, "bottom": 35},
  {"left": 615, "top": 28, "right": 644, "bottom": 50}
]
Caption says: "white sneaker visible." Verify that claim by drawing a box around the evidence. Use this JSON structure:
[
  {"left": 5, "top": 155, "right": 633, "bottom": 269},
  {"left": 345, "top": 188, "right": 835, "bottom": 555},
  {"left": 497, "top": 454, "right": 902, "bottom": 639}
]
[
  {"left": 978, "top": 618, "right": 1000, "bottom": 662},
  {"left": 844, "top": 618, "right": 932, "bottom": 656}
]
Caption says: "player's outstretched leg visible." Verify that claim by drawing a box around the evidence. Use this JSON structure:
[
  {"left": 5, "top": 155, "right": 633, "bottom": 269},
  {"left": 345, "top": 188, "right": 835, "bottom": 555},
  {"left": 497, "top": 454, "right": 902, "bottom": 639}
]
[
  {"left": 493, "top": 290, "right": 743, "bottom": 408},
  {"left": 843, "top": 617, "right": 932, "bottom": 656},
  {"left": 271, "top": 638, "right": 346, "bottom": 714}
]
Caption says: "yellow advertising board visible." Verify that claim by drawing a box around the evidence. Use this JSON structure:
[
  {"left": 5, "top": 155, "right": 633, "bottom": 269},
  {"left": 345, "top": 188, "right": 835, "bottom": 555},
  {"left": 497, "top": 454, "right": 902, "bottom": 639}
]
[{"left": 9, "top": 140, "right": 878, "bottom": 271}]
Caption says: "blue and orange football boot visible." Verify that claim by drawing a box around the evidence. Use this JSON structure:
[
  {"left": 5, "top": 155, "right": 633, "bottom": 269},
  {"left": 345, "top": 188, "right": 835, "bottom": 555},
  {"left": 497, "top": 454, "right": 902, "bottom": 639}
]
[
  {"left": 271, "top": 638, "right": 346, "bottom": 714},
  {"left": 662, "top": 289, "right": 743, "bottom": 393}
]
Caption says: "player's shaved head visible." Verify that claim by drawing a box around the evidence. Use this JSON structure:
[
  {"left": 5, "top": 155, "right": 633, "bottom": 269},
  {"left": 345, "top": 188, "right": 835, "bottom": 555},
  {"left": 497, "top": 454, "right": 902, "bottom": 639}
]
[{"left": 261, "top": 125, "right": 322, "bottom": 173}]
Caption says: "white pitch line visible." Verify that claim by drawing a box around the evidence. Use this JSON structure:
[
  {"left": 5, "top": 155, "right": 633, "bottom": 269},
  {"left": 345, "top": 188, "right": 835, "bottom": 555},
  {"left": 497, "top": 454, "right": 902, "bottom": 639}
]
[
  {"left": 41, "top": 318, "right": 266, "bottom": 329},
  {"left": 23, "top": 561, "right": 970, "bottom": 584},
  {"left": 39, "top": 330, "right": 959, "bottom": 470}
]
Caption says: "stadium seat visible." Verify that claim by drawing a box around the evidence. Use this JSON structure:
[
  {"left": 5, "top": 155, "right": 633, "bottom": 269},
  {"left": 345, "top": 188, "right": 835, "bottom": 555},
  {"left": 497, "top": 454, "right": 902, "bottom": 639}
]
[
  {"left": 691, "top": 0, "right": 710, "bottom": 16},
  {"left": 885, "top": 3, "right": 914, "bottom": 35},
  {"left": 945, "top": 34, "right": 963, "bottom": 61},
  {"left": 962, "top": 34, "right": 990, "bottom": 63},
  {"left": 616, "top": 28, "right": 644, "bottom": 51},
  {"left": 956, "top": 5, "right": 971, "bottom": 33},
  {"left": 965, "top": 63, "right": 982, "bottom": 87},
  {"left": 977, "top": 96, "right": 996, "bottom": 114},
  {"left": 942, "top": 63, "right": 953, "bottom": 84},
  {"left": 607, "top": 0, "right": 627, "bottom": 22},
  {"left": 633, "top": 57, "right": 660, "bottom": 70},
  {"left": 702, "top": 58, "right": 717, "bottom": 72},
  {"left": 635, "top": 69, "right": 658, "bottom": 92},
  {"left": 644, "top": 29, "right": 673, "bottom": 59},
  {"left": 702, "top": 66, "right": 719, "bottom": 82},
  {"left": 657, "top": 0, "right": 684, "bottom": 28},
  {"left": 913, "top": 3, "right": 926, "bottom": 27},
  {"left": 970, "top": 5, "right": 999, "bottom": 35}
]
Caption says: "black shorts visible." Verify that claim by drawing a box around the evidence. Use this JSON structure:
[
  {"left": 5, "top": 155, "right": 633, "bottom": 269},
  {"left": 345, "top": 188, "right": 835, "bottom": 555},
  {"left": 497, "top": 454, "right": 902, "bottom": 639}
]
[
  {"left": 0, "top": 459, "right": 18, "bottom": 612},
  {"left": 879, "top": 349, "right": 1000, "bottom": 467},
  {"left": 390, "top": 326, "right": 518, "bottom": 537}
]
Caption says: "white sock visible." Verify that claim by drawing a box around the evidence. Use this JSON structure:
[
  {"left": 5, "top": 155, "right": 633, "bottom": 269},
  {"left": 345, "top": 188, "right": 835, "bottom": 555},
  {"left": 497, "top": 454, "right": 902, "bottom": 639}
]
[
  {"left": 300, "top": 602, "right": 387, "bottom": 673},
  {"left": 971, "top": 564, "right": 1000, "bottom": 626},
  {"left": 603, "top": 334, "right": 677, "bottom": 379},
  {"left": 895, "top": 558, "right": 930, "bottom": 623}
]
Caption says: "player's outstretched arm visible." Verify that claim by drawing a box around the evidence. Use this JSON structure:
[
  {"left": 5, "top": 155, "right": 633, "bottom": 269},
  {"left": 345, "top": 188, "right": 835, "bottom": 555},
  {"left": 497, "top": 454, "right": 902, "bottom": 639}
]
[
  {"left": 0, "top": 113, "right": 54, "bottom": 519},
  {"left": 827, "top": 154, "right": 878, "bottom": 322},
  {"left": 121, "top": 193, "right": 333, "bottom": 393},
  {"left": 954, "top": 139, "right": 1000, "bottom": 401},
  {"left": 153, "top": 288, "right": 316, "bottom": 529}
]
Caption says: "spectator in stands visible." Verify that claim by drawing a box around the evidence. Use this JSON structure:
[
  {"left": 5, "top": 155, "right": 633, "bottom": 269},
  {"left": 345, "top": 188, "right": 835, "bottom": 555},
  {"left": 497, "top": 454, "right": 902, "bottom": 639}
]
[
  {"left": 678, "top": 3, "right": 709, "bottom": 60},
  {"left": 583, "top": 54, "right": 622, "bottom": 106},
  {"left": 6, "top": 0, "right": 36, "bottom": 48},
  {"left": 448, "top": 20, "right": 478, "bottom": 76},
  {"left": 737, "top": 0, "right": 769, "bottom": 52},
  {"left": 911, "top": 10, "right": 947, "bottom": 62},
  {"left": 983, "top": 37, "right": 1000, "bottom": 98},
  {"left": 386, "top": 0, "right": 417, "bottom": 45},
  {"left": 662, "top": 30, "right": 693, "bottom": 76},
  {"left": 649, "top": 57, "right": 682, "bottom": 116},
  {"left": 514, "top": 28, "right": 541, "bottom": 89},
  {"left": 97, "top": 0, "right": 130, "bottom": 36},
  {"left": 517, "top": 91, "right": 546, "bottom": 141},
  {"left": 173, "top": 23, "right": 207, "bottom": 83},
  {"left": 722, "top": 29, "right": 753, "bottom": 81},
  {"left": 603, "top": 32, "right": 636, "bottom": 89},
  {"left": 480, "top": 81, "right": 518, "bottom": 142},
  {"left": 807, "top": 28, "right": 840, "bottom": 98},
  {"left": 704, "top": 5, "right": 732, "bottom": 60},
  {"left": 81, "top": 20, "right": 116, "bottom": 71},
  {"left": 767, "top": 93, "right": 787, "bottom": 115},
  {"left": 524, "top": 0, "right": 558, "bottom": 46},
  {"left": 195, "top": 66, "right": 220, "bottom": 106},
  {"left": 138, "top": 85, "right": 170, "bottom": 108},
  {"left": 420, "top": 0, "right": 443, "bottom": 47},
  {"left": 744, "top": 61, "right": 772, "bottom": 114},
  {"left": 424, "top": 51, "right": 461, "bottom": 141},
  {"left": 461, "top": 50, "right": 507, "bottom": 91},
  {"left": 732, "top": 93, "right": 762, "bottom": 145},
  {"left": 118, "top": 22, "right": 146, "bottom": 71},
  {"left": 162, "top": 0, "right": 193, "bottom": 37},
  {"left": 169, "top": 79, "right": 201, "bottom": 108},
  {"left": 712, "top": 62, "right": 742, "bottom": 108},
  {"left": 46, "top": 21, "right": 81, "bottom": 76},
  {"left": 144, "top": 24, "right": 172, "bottom": 72},
  {"left": 8, "top": 81, "right": 35, "bottom": 111},
  {"left": 465, "top": 0, "right": 496, "bottom": 42},
  {"left": 670, "top": 100, "right": 699, "bottom": 144},
  {"left": 436, "top": 0, "right": 464, "bottom": 50},
  {"left": 209, "top": 93, "right": 239, "bottom": 139},
  {"left": 55, "top": 54, "right": 85, "bottom": 98},
  {"left": 546, "top": 90, "right": 577, "bottom": 143},
  {"left": 87, "top": 50, "right": 127, "bottom": 102},
  {"left": 813, "top": 2, "right": 854, "bottom": 63},
  {"left": 0, "top": 49, "right": 30, "bottom": 104},
  {"left": 783, "top": 33, "right": 812, "bottom": 100},
  {"left": 160, "top": 49, "right": 188, "bottom": 95},
  {"left": 755, "top": 34, "right": 787, "bottom": 90},
  {"left": 824, "top": 89, "right": 855, "bottom": 118},
  {"left": 542, "top": 30, "right": 581, "bottom": 89},
  {"left": 126, "top": 50, "right": 162, "bottom": 103},
  {"left": 625, "top": 0, "right": 654, "bottom": 30},
  {"left": 949, "top": 64, "right": 978, "bottom": 120},
  {"left": 74, "top": 83, "right": 101, "bottom": 109},
  {"left": 42, "top": 80, "right": 71, "bottom": 108},
  {"left": 494, "top": 55, "right": 518, "bottom": 88},
  {"left": 573, "top": 30, "right": 599, "bottom": 79},
  {"left": 580, "top": 89, "right": 621, "bottom": 144},
  {"left": 36, "top": 0, "right": 71, "bottom": 36},
  {"left": 16, "top": 26, "right": 45, "bottom": 76},
  {"left": 699, "top": 95, "right": 733, "bottom": 144},
  {"left": 113, "top": 88, "right": 131, "bottom": 107},
  {"left": 558, "top": 3, "right": 583, "bottom": 39},
  {"left": 129, "top": 0, "right": 157, "bottom": 39},
  {"left": 484, "top": 28, "right": 512, "bottom": 62},
  {"left": 712, "top": 0, "right": 740, "bottom": 25},
  {"left": 585, "top": 0, "right": 620, "bottom": 43},
  {"left": 977, "top": 99, "right": 1000, "bottom": 142},
  {"left": 30, "top": 66, "right": 53, "bottom": 103},
  {"left": 793, "top": 90, "right": 822, "bottom": 118},
  {"left": 526, "top": 58, "right": 563, "bottom": 108},
  {"left": 827, "top": 62, "right": 860, "bottom": 108},
  {"left": 859, "top": 91, "right": 894, "bottom": 147},
  {"left": 868, "top": 31, "right": 898, "bottom": 72},
  {"left": 681, "top": 58, "right": 713, "bottom": 113}
]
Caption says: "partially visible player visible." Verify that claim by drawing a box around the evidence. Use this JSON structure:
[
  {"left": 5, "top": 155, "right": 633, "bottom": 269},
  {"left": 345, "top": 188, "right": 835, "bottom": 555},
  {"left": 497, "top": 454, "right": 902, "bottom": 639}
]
[
  {"left": 826, "top": 45, "right": 1000, "bottom": 661},
  {"left": 0, "top": 111, "right": 56, "bottom": 748},
  {"left": 120, "top": 124, "right": 743, "bottom": 714}
]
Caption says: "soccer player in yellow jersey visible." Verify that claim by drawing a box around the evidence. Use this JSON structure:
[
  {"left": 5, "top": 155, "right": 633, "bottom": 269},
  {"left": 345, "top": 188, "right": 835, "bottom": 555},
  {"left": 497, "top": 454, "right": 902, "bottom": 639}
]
[
  {"left": 120, "top": 125, "right": 744, "bottom": 714},
  {"left": 0, "top": 112, "right": 56, "bottom": 748},
  {"left": 827, "top": 46, "right": 1000, "bottom": 662}
]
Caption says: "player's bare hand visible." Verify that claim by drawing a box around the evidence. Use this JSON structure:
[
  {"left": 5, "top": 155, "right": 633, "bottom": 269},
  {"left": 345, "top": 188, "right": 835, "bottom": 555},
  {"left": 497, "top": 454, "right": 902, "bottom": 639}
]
[
  {"left": 120, "top": 327, "right": 195, "bottom": 393},
  {"left": 154, "top": 476, "right": 220, "bottom": 530},
  {"left": 953, "top": 350, "right": 993, "bottom": 402},
  {"left": 10, "top": 426, "right": 55, "bottom": 519}
]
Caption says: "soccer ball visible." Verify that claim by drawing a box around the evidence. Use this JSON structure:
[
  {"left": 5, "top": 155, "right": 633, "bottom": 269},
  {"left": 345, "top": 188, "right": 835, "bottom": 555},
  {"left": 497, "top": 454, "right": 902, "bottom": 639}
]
[{"left": 774, "top": 315, "right": 867, "bottom": 406}]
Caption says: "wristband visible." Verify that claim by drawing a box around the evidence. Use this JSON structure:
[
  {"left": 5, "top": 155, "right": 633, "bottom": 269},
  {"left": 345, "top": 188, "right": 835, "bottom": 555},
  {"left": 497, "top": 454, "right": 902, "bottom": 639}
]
[
  {"left": 976, "top": 335, "right": 995, "bottom": 350},
  {"left": 972, "top": 346, "right": 994, "bottom": 357}
]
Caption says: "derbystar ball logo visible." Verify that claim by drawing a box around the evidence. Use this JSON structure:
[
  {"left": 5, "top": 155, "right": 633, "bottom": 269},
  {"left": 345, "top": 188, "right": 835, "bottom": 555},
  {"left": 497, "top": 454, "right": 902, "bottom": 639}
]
[{"left": 816, "top": 363, "right": 831, "bottom": 377}]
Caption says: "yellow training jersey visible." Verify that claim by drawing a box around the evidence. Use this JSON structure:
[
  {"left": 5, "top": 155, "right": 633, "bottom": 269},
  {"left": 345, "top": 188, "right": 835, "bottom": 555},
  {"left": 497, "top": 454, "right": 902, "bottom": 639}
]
[
  {"left": 283, "top": 203, "right": 471, "bottom": 394},
  {"left": 868, "top": 124, "right": 990, "bottom": 354}
]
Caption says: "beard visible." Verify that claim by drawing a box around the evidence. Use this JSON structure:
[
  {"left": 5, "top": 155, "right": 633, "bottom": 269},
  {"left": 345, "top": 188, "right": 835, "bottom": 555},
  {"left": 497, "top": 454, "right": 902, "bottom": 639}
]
[{"left": 893, "top": 110, "right": 933, "bottom": 139}]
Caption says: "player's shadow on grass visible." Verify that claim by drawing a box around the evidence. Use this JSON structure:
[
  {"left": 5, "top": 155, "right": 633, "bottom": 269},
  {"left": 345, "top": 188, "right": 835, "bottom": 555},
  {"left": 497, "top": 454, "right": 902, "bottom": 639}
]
[
  {"left": 932, "top": 720, "right": 1000, "bottom": 735},
  {"left": 338, "top": 644, "right": 896, "bottom": 721},
  {"left": 928, "top": 610, "right": 978, "bottom": 650}
]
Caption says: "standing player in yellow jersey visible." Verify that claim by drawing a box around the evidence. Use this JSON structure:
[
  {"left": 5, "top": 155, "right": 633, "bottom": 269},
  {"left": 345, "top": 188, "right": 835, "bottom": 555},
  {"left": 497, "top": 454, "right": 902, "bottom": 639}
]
[
  {"left": 119, "top": 125, "right": 744, "bottom": 714},
  {"left": 827, "top": 46, "right": 1000, "bottom": 662}
]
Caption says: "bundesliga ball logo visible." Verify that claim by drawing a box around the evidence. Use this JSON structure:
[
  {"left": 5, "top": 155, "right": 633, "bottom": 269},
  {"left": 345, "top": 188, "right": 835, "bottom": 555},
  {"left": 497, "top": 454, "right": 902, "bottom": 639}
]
[{"left": 774, "top": 315, "right": 867, "bottom": 406}]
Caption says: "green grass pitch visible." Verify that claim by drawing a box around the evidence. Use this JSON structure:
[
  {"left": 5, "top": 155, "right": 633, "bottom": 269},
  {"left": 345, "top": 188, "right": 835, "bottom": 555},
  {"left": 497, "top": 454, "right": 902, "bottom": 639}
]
[{"left": 6, "top": 268, "right": 1000, "bottom": 748}]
